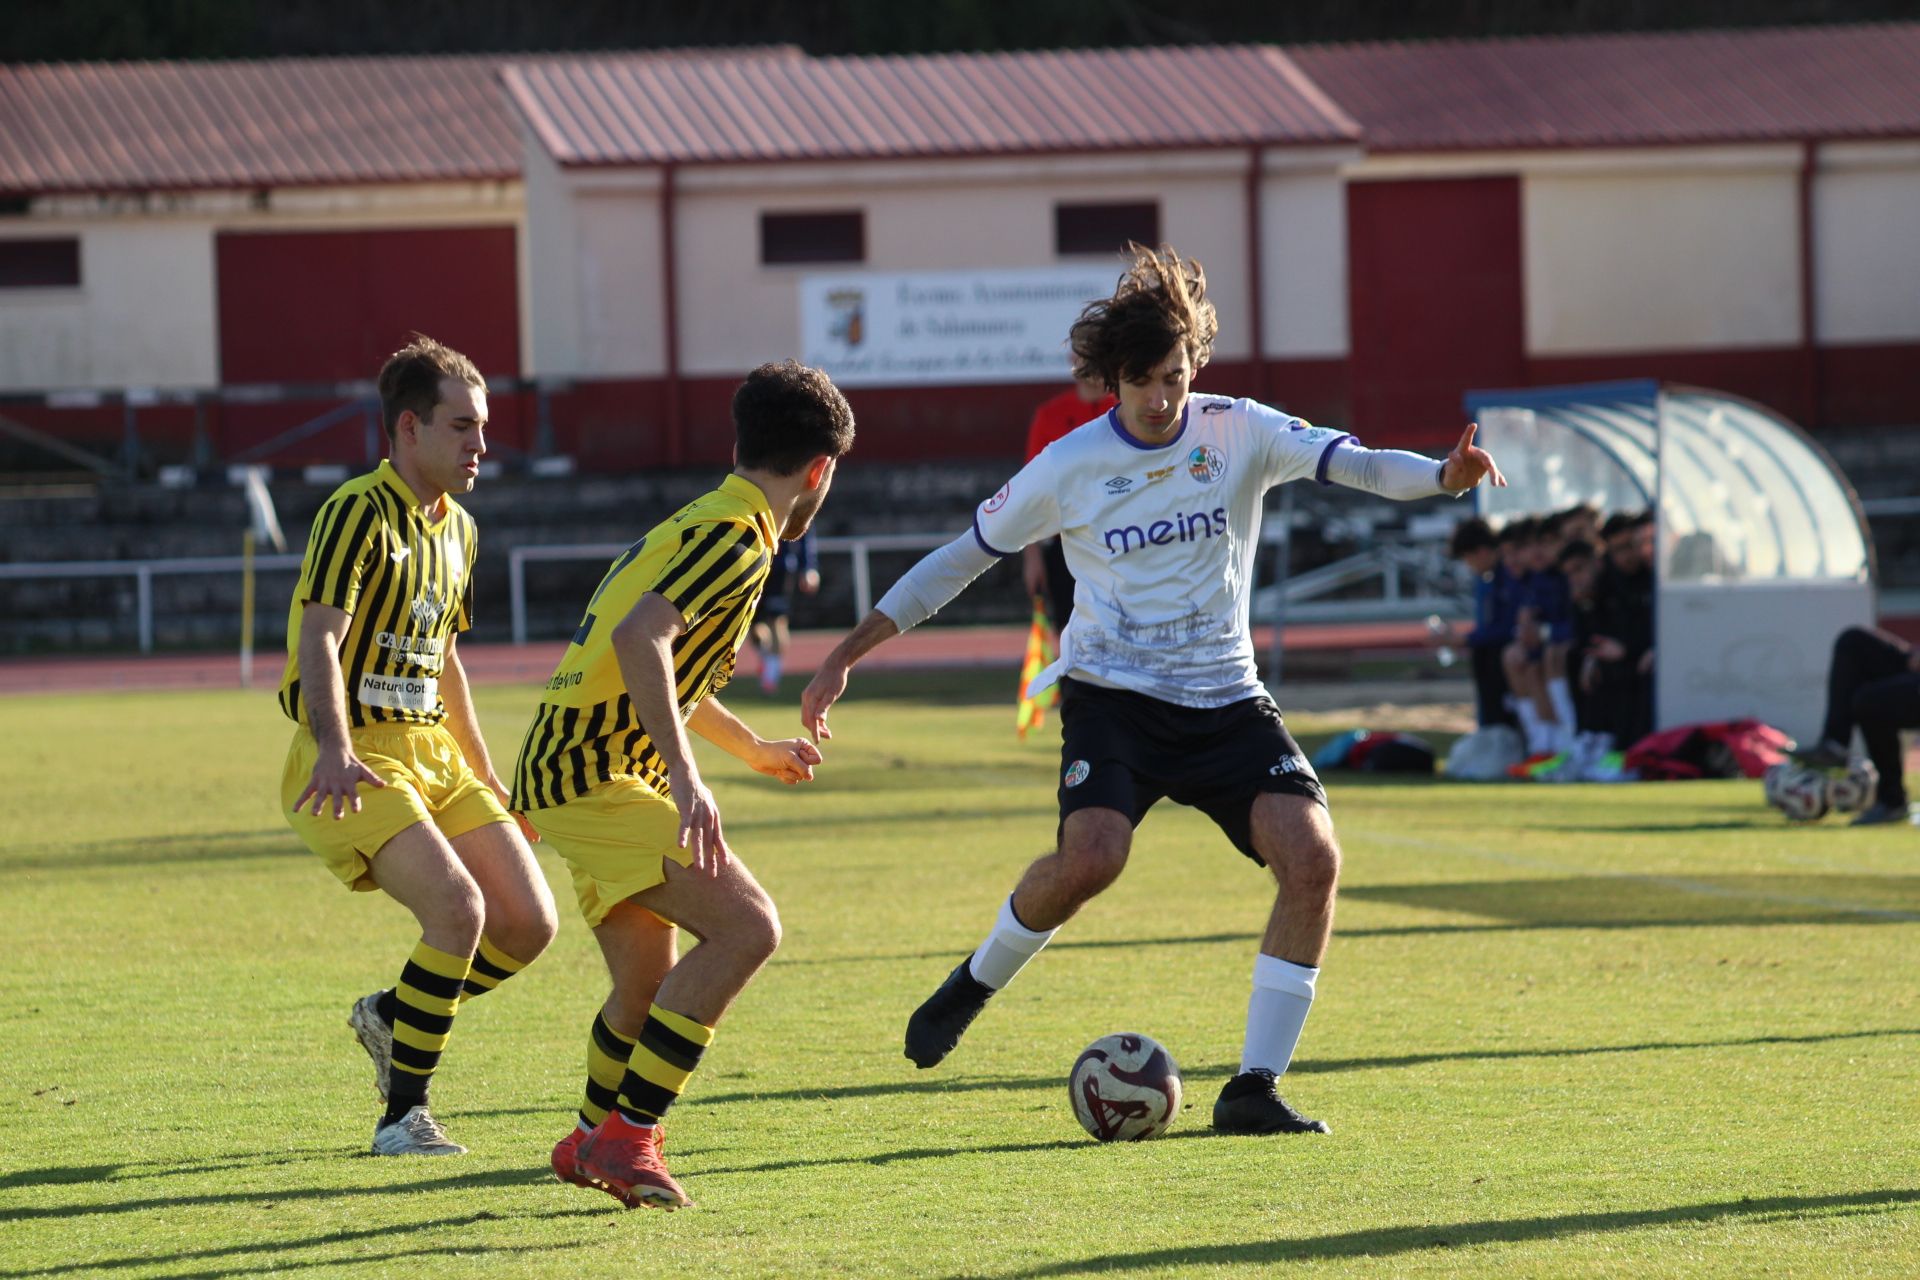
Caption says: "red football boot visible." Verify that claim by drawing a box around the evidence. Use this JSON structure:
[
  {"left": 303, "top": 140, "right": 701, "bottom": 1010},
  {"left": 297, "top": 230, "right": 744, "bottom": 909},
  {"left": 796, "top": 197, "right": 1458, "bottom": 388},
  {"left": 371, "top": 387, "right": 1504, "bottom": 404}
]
[{"left": 574, "top": 1112, "right": 691, "bottom": 1210}]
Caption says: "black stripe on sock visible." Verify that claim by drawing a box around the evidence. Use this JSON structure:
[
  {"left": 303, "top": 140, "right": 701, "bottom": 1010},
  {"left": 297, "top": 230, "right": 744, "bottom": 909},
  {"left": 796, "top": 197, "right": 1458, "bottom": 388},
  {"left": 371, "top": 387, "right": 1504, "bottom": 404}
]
[
  {"left": 637, "top": 1015, "right": 706, "bottom": 1074},
  {"left": 394, "top": 1007, "right": 455, "bottom": 1039},
  {"left": 470, "top": 952, "right": 515, "bottom": 983},
  {"left": 591, "top": 1014, "right": 632, "bottom": 1060},
  {"left": 616, "top": 1077, "right": 677, "bottom": 1123},
  {"left": 391, "top": 1041, "right": 441, "bottom": 1072},
  {"left": 399, "top": 961, "right": 467, "bottom": 1002},
  {"left": 585, "top": 1079, "right": 619, "bottom": 1111}
]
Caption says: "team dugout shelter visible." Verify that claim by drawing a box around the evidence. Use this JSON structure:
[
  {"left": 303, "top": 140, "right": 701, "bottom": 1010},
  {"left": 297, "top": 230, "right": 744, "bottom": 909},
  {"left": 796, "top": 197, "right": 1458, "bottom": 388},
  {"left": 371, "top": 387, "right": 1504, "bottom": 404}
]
[{"left": 1465, "top": 379, "right": 1874, "bottom": 744}]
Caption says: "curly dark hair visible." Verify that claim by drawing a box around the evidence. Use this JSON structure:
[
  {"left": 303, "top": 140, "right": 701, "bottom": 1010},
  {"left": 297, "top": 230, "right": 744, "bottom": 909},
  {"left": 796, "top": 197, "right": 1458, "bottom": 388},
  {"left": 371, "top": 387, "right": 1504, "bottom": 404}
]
[
  {"left": 732, "top": 359, "right": 856, "bottom": 474},
  {"left": 1069, "top": 243, "right": 1219, "bottom": 390},
  {"left": 376, "top": 334, "right": 485, "bottom": 440}
]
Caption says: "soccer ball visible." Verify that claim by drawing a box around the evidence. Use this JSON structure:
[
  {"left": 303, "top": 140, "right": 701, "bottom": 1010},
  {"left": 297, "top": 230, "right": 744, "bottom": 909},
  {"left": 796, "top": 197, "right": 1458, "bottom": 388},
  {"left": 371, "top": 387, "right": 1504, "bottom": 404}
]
[
  {"left": 1068, "top": 1032, "right": 1182, "bottom": 1142},
  {"left": 1764, "top": 762, "right": 1831, "bottom": 822},
  {"left": 1826, "top": 760, "right": 1878, "bottom": 814}
]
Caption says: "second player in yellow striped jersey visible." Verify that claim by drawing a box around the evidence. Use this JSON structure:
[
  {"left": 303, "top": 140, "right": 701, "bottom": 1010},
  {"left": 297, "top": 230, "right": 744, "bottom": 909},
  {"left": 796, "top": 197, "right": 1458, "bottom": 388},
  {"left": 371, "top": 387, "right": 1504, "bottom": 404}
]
[
  {"left": 514, "top": 360, "right": 855, "bottom": 1210},
  {"left": 513, "top": 476, "right": 776, "bottom": 809}
]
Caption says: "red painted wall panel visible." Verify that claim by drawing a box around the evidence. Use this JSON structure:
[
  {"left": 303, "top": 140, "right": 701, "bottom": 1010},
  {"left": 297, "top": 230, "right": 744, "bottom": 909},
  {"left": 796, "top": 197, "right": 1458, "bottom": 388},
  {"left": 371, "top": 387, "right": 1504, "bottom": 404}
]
[
  {"left": 1817, "top": 343, "right": 1920, "bottom": 428},
  {"left": 1348, "top": 177, "right": 1526, "bottom": 447},
  {"left": 215, "top": 226, "right": 520, "bottom": 385},
  {"left": 1525, "top": 348, "right": 1817, "bottom": 427}
]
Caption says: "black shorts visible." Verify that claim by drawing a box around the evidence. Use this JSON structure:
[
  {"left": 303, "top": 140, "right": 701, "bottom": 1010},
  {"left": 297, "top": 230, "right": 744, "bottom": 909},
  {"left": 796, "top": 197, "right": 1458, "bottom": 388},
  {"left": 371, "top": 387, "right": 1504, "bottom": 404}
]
[
  {"left": 1055, "top": 676, "right": 1326, "bottom": 865},
  {"left": 752, "top": 594, "right": 792, "bottom": 626}
]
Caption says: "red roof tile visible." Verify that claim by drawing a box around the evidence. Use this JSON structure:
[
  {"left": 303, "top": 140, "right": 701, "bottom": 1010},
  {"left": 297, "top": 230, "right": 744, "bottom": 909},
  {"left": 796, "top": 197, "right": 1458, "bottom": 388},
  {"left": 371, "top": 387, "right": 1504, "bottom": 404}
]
[
  {"left": 0, "top": 49, "right": 803, "bottom": 196},
  {"left": 501, "top": 46, "right": 1361, "bottom": 167},
  {"left": 1290, "top": 24, "right": 1920, "bottom": 152}
]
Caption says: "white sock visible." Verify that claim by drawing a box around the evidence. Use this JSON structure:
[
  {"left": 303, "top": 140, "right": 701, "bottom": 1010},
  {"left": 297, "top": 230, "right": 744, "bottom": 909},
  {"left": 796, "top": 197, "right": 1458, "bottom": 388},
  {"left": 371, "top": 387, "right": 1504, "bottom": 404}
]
[
  {"left": 1239, "top": 953, "right": 1318, "bottom": 1077},
  {"left": 968, "top": 895, "right": 1057, "bottom": 990},
  {"left": 761, "top": 653, "right": 783, "bottom": 687},
  {"left": 1547, "top": 678, "right": 1578, "bottom": 735},
  {"left": 1514, "top": 699, "right": 1546, "bottom": 753}
]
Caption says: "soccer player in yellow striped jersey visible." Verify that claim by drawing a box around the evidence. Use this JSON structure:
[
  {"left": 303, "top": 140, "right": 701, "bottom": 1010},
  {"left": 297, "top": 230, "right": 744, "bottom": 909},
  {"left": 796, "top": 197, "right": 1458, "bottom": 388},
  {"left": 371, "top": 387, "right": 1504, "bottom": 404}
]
[
  {"left": 279, "top": 335, "right": 557, "bottom": 1158},
  {"left": 517, "top": 359, "right": 853, "bottom": 1210}
]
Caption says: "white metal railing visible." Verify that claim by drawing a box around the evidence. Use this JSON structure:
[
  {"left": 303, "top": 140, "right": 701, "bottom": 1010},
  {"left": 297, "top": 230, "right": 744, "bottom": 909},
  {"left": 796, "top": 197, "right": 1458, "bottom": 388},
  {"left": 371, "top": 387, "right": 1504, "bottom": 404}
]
[
  {"left": 508, "top": 533, "right": 954, "bottom": 644},
  {"left": 8, "top": 493, "right": 1918, "bottom": 655}
]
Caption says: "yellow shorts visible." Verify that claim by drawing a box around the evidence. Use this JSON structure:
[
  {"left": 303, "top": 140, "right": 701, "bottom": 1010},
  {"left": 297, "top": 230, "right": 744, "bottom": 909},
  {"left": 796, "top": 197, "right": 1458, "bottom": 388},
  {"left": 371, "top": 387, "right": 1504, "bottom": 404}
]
[
  {"left": 524, "top": 778, "right": 689, "bottom": 927},
  {"left": 281, "top": 722, "right": 511, "bottom": 891}
]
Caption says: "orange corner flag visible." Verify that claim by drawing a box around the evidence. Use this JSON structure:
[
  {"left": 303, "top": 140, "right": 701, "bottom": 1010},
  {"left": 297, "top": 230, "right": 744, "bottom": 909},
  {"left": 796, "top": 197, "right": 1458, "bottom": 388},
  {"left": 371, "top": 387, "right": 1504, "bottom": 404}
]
[{"left": 1017, "top": 598, "right": 1060, "bottom": 739}]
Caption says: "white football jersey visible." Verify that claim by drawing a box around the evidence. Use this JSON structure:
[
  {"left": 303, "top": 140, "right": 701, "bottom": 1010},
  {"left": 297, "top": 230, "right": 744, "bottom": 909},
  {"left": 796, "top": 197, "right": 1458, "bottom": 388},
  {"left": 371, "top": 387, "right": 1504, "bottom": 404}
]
[{"left": 975, "top": 393, "right": 1353, "bottom": 708}]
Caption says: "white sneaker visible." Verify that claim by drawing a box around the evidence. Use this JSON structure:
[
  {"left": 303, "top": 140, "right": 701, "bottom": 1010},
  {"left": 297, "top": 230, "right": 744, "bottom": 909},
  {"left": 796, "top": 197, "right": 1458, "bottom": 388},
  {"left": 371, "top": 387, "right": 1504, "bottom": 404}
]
[
  {"left": 371, "top": 1105, "right": 468, "bottom": 1156},
  {"left": 348, "top": 991, "right": 394, "bottom": 1101}
]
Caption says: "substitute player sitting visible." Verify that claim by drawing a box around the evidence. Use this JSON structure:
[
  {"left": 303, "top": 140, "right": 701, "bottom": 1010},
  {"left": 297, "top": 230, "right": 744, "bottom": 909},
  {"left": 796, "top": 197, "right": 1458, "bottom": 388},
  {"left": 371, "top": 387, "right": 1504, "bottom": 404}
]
[
  {"left": 516, "top": 360, "right": 853, "bottom": 1210},
  {"left": 280, "top": 336, "right": 557, "bottom": 1157},
  {"left": 803, "top": 245, "right": 1504, "bottom": 1136}
]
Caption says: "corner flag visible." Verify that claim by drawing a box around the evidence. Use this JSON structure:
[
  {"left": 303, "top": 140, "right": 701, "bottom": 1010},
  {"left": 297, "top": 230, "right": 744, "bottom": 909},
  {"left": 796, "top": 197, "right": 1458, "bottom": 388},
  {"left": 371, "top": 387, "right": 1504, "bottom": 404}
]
[{"left": 1016, "top": 598, "right": 1059, "bottom": 739}]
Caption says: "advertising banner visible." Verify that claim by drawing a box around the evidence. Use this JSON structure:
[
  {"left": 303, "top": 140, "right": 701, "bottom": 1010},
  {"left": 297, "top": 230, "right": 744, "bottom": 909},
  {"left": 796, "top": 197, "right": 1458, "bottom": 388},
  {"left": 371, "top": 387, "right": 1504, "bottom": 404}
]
[{"left": 799, "top": 267, "right": 1114, "bottom": 387}]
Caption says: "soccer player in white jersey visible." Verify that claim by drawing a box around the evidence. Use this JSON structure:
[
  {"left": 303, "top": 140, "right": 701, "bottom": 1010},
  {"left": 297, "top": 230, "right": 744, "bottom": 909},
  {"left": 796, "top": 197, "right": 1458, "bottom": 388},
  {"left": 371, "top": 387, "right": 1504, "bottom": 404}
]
[{"left": 801, "top": 245, "right": 1504, "bottom": 1135}]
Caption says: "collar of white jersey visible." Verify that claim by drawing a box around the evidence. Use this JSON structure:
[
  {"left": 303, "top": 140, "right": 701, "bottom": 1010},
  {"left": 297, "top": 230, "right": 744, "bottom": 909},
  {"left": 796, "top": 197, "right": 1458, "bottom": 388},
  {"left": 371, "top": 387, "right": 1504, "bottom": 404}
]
[{"left": 1105, "top": 401, "right": 1192, "bottom": 451}]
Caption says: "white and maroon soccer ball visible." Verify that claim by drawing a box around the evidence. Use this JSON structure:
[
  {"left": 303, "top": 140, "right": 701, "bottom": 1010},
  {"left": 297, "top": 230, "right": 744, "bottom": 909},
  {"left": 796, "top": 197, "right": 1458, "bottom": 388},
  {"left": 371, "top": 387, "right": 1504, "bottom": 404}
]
[
  {"left": 1068, "top": 1032, "right": 1182, "bottom": 1142},
  {"left": 1766, "top": 762, "right": 1832, "bottom": 822},
  {"left": 1826, "top": 760, "right": 1878, "bottom": 814}
]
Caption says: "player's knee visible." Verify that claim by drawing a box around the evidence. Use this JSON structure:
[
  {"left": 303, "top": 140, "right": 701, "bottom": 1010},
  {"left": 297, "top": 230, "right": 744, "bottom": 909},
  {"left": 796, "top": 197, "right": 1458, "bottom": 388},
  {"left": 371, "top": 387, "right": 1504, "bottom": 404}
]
[
  {"left": 493, "top": 899, "right": 558, "bottom": 962},
  {"left": 1270, "top": 834, "right": 1340, "bottom": 902},
  {"left": 1061, "top": 842, "right": 1128, "bottom": 898},
  {"left": 425, "top": 879, "right": 486, "bottom": 951},
  {"left": 737, "top": 897, "right": 782, "bottom": 965}
]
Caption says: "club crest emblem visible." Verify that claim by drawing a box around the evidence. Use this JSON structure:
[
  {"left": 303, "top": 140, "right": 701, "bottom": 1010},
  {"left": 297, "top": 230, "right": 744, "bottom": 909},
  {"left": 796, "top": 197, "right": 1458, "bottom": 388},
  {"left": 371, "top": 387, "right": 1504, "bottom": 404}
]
[
  {"left": 1187, "top": 444, "right": 1226, "bottom": 485},
  {"left": 1063, "top": 760, "right": 1091, "bottom": 788}
]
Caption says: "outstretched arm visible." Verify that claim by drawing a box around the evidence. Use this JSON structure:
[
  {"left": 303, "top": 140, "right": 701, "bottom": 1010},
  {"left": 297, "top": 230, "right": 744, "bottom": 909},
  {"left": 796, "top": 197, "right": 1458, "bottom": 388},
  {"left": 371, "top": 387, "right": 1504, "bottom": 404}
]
[
  {"left": 1323, "top": 422, "right": 1507, "bottom": 500},
  {"left": 800, "top": 530, "right": 1000, "bottom": 742}
]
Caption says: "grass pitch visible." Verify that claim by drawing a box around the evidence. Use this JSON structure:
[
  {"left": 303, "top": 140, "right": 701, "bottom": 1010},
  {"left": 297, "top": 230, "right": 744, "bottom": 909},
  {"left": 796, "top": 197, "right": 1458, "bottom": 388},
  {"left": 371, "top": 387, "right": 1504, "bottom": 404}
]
[{"left": 1, "top": 671, "right": 1916, "bottom": 1278}]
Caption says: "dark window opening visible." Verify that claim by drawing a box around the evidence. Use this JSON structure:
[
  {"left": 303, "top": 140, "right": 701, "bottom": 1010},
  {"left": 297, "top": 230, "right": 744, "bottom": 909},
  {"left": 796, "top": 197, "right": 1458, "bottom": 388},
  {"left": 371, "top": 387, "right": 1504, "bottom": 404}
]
[
  {"left": 0, "top": 238, "right": 80, "bottom": 288},
  {"left": 1055, "top": 202, "right": 1160, "bottom": 257},
  {"left": 760, "top": 211, "right": 865, "bottom": 265}
]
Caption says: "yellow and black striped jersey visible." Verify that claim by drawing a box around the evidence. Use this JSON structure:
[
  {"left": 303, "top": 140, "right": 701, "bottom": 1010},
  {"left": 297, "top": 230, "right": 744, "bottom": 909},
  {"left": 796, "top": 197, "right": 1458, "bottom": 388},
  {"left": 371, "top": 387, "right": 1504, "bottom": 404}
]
[
  {"left": 513, "top": 474, "right": 776, "bottom": 810},
  {"left": 278, "top": 459, "right": 476, "bottom": 729}
]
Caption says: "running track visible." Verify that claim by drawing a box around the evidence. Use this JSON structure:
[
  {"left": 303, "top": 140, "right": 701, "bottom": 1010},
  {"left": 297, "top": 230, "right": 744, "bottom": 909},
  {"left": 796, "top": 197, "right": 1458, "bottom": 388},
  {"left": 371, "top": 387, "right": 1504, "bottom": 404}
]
[{"left": 0, "top": 620, "right": 1446, "bottom": 695}]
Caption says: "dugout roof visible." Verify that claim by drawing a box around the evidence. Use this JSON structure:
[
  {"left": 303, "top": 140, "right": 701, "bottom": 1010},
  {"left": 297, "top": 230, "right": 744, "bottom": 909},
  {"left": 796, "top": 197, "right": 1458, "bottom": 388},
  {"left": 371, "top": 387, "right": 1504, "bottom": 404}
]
[{"left": 1464, "top": 379, "right": 1872, "bottom": 585}]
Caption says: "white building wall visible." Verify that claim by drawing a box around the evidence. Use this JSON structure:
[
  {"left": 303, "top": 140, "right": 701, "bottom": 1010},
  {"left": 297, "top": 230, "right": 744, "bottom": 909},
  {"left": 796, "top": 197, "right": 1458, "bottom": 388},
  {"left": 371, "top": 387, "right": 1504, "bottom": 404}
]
[
  {"left": 1814, "top": 144, "right": 1920, "bottom": 344},
  {"left": 669, "top": 152, "right": 1271, "bottom": 378},
  {"left": 1259, "top": 166, "right": 1348, "bottom": 358},
  {"left": 1524, "top": 164, "right": 1801, "bottom": 354},
  {"left": 0, "top": 183, "right": 524, "bottom": 392},
  {"left": 0, "top": 222, "right": 217, "bottom": 390}
]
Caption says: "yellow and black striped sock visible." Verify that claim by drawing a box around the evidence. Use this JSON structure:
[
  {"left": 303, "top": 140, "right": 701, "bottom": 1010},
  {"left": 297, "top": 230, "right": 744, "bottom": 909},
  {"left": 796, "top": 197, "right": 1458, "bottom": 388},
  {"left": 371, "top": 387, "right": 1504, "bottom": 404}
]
[
  {"left": 383, "top": 940, "right": 471, "bottom": 1124},
  {"left": 459, "top": 936, "right": 528, "bottom": 1002},
  {"left": 612, "top": 1005, "right": 714, "bottom": 1126},
  {"left": 580, "top": 1011, "right": 639, "bottom": 1129}
]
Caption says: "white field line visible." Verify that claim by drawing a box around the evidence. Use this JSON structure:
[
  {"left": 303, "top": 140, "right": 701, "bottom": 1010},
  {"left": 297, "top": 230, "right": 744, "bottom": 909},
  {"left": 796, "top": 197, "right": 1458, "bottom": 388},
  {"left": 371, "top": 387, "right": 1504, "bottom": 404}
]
[{"left": 1349, "top": 828, "right": 1920, "bottom": 924}]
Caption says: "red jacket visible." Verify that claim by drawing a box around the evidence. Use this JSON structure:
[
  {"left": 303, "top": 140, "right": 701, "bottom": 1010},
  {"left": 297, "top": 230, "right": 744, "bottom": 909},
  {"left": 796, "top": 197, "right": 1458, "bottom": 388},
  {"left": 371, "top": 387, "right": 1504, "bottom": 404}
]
[{"left": 1025, "top": 388, "right": 1116, "bottom": 463}]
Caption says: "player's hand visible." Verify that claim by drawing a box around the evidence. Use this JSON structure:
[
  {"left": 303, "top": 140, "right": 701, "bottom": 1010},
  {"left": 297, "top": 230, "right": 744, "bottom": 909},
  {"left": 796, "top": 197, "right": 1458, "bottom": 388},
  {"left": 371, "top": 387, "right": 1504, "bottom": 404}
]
[
  {"left": 799, "top": 568, "right": 821, "bottom": 596},
  {"left": 750, "top": 737, "right": 824, "bottom": 784},
  {"left": 1637, "top": 648, "right": 1656, "bottom": 676},
  {"left": 1022, "top": 556, "right": 1046, "bottom": 598},
  {"left": 1440, "top": 422, "right": 1506, "bottom": 492},
  {"left": 668, "top": 765, "right": 730, "bottom": 875},
  {"left": 801, "top": 663, "right": 849, "bottom": 744},
  {"left": 294, "top": 748, "right": 386, "bottom": 820},
  {"left": 1589, "top": 635, "right": 1627, "bottom": 662}
]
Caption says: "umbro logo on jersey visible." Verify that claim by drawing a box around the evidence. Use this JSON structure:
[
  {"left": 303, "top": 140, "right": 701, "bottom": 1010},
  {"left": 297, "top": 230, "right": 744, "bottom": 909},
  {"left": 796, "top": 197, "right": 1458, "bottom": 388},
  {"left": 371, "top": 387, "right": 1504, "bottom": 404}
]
[
  {"left": 390, "top": 547, "right": 411, "bottom": 564},
  {"left": 1104, "top": 476, "right": 1133, "bottom": 493}
]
